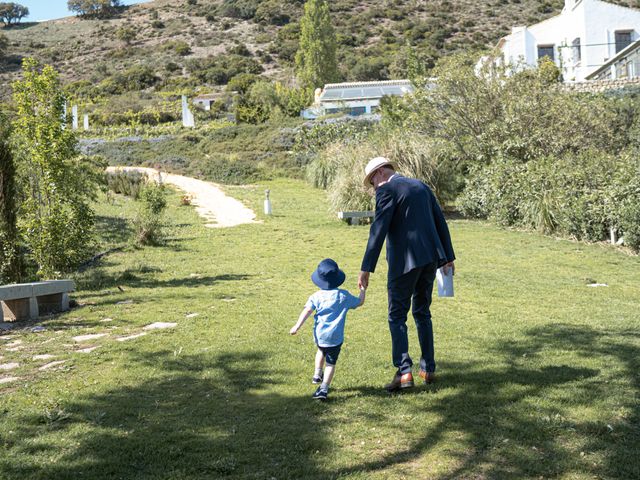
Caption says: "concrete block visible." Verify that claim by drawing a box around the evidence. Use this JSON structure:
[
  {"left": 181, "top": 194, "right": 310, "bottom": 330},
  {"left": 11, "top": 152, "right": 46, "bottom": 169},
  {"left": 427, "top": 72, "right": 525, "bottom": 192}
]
[
  {"left": 0, "top": 284, "right": 34, "bottom": 302},
  {"left": 61, "top": 292, "right": 69, "bottom": 311},
  {"left": 32, "top": 280, "right": 75, "bottom": 297},
  {"left": 3, "top": 297, "right": 38, "bottom": 321}
]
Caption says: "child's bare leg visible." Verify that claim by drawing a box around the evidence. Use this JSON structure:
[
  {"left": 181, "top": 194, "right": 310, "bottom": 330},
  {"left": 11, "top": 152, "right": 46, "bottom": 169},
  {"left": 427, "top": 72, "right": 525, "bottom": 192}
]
[
  {"left": 323, "top": 364, "right": 336, "bottom": 387},
  {"left": 314, "top": 349, "right": 325, "bottom": 381},
  {"left": 315, "top": 349, "right": 325, "bottom": 371}
]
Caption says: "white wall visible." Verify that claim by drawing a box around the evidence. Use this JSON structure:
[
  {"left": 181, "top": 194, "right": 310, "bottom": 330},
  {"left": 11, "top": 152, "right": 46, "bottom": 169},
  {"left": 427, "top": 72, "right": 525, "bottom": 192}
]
[{"left": 498, "top": 0, "right": 640, "bottom": 81}]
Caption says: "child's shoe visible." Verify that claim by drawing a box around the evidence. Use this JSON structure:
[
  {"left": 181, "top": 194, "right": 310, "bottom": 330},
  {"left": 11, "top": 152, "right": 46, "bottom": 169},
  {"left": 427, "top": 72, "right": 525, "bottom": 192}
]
[
  {"left": 312, "top": 373, "right": 324, "bottom": 384},
  {"left": 312, "top": 386, "right": 328, "bottom": 400}
]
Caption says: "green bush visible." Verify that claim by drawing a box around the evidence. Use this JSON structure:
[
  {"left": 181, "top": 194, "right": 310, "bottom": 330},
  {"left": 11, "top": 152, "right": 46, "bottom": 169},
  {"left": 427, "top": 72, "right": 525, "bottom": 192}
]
[
  {"left": 228, "top": 44, "right": 252, "bottom": 57},
  {"left": 254, "top": 0, "right": 292, "bottom": 25},
  {"left": 134, "top": 182, "right": 167, "bottom": 245},
  {"left": 458, "top": 150, "right": 640, "bottom": 251},
  {"left": 163, "top": 40, "right": 192, "bottom": 56},
  {"left": 106, "top": 170, "right": 147, "bottom": 198},
  {"left": 186, "top": 54, "right": 263, "bottom": 86},
  {"left": 218, "top": 0, "right": 260, "bottom": 19}
]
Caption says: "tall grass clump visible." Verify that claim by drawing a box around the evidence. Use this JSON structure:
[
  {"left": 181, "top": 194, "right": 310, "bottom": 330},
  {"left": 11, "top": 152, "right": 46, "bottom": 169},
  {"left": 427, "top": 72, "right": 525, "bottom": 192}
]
[
  {"left": 306, "top": 127, "right": 460, "bottom": 212},
  {"left": 134, "top": 182, "right": 167, "bottom": 245},
  {"left": 322, "top": 143, "right": 375, "bottom": 212}
]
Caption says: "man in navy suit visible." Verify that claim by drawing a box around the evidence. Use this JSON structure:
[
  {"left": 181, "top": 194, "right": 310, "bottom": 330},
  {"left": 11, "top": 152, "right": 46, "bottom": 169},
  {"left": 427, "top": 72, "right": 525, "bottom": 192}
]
[{"left": 358, "top": 157, "right": 455, "bottom": 392}]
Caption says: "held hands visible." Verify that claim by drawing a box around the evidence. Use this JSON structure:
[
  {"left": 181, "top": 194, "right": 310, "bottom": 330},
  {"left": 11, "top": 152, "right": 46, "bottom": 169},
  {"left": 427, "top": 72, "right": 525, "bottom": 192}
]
[{"left": 358, "top": 271, "right": 370, "bottom": 290}]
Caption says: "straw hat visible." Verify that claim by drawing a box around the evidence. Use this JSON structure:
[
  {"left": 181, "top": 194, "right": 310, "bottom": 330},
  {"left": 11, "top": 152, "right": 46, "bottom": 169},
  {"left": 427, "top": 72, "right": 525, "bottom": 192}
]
[{"left": 363, "top": 157, "right": 397, "bottom": 187}]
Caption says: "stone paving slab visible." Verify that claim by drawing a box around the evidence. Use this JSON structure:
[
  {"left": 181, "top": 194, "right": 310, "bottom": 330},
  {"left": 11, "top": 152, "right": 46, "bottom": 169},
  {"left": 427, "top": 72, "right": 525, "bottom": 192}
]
[
  {"left": 77, "top": 346, "right": 100, "bottom": 353},
  {"left": 73, "top": 333, "right": 108, "bottom": 342},
  {"left": 116, "top": 332, "right": 147, "bottom": 342},
  {"left": 33, "top": 354, "right": 55, "bottom": 360},
  {"left": 0, "top": 362, "right": 19, "bottom": 371},
  {"left": 143, "top": 322, "right": 177, "bottom": 330},
  {"left": 39, "top": 360, "right": 67, "bottom": 371},
  {"left": 0, "top": 376, "right": 19, "bottom": 384}
]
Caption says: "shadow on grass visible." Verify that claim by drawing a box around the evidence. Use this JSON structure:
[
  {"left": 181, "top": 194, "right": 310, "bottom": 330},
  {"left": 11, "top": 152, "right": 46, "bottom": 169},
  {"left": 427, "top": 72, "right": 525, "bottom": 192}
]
[
  {"left": 94, "top": 215, "right": 133, "bottom": 246},
  {"left": 1, "top": 351, "right": 328, "bottom": 479},
  {"left": 341, "top": 323, "right": 639, "bottom": 479},
  {"left": 2, "top": 325, "right": 638, "bottom": 479}
]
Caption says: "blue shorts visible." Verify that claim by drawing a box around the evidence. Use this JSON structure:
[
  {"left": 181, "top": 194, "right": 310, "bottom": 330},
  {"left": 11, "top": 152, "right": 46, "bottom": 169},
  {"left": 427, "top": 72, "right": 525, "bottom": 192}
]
[{"left": 318, "top": 343, "right": 342, "bottom": 365}]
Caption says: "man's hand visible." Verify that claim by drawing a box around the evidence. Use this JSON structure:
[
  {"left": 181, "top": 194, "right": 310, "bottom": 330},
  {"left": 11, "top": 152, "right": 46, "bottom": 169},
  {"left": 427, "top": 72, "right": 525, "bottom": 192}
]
[
  {"left": 443, "top": 262, "right": 455, "bottom": 275},
  {"left": 289, "top": 326, "right": 299, "bottom": 335},
  {"left": 358, "top": 271, "right": 370, "bottom": 290}
]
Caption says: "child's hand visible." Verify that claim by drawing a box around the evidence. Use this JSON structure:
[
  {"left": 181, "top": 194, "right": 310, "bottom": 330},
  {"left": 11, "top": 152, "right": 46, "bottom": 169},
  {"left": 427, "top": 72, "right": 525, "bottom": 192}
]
[{"left": 290, "top": 326, "right": 298, "bottom": 335}]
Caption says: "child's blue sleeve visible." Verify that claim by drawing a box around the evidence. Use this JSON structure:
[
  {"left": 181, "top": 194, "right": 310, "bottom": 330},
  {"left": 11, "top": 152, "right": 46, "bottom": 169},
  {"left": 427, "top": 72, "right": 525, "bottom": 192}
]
[
  {"left": 346, "top": 291, "right": 361, "bottom": 309},
  {"left": 304, "top": 294, "right": 316, "bottom": 311}
]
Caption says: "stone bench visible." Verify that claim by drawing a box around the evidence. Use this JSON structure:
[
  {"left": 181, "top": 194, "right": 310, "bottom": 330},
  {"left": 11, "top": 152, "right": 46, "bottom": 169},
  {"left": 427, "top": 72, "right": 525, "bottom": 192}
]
[
  {"left": 338, "top": 211, "right": 374, "bottom": 226},
  {"left": 0, "top": 280, "right": 75, "bottom": 322}
]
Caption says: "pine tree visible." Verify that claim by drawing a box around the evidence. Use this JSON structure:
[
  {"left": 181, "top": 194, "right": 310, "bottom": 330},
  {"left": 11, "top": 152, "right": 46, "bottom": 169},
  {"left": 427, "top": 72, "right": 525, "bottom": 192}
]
[{"left": 295, "top": 0, "right": 338, "bottom": 89}]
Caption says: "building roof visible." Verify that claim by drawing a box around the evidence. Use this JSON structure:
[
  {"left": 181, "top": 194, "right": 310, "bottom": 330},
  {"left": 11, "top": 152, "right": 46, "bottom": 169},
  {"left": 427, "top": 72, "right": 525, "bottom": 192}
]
[
  {"left": 319, "top": 80, "right": 414, "bottom": 102},
  {"left": 585, "top": 39, "right": 640, "bottom": 80}
]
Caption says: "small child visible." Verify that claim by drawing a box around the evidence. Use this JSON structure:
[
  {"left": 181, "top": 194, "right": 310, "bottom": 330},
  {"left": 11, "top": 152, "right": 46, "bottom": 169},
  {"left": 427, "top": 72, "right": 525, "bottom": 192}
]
[{"left": 290, "top": 258, "right": 365, "bottom": 400}]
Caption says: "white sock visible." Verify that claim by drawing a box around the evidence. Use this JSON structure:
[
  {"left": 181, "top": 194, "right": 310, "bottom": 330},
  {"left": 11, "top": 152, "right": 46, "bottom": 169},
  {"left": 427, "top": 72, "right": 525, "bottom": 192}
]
[
  {"left": 314, "top": 368, "right": 323, "bottom": 377},
  {"left": 320, "top": 382, "right": 330, "bottom": 392}
]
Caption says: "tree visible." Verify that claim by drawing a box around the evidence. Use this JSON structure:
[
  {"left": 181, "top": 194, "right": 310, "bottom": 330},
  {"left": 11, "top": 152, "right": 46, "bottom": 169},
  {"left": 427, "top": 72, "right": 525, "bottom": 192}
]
[
  {"left": 0, "top": 2, "right": 29, "bottom": 25},
  {"left": 0, "top": 112, "right": 22, "bottom": 283},
  {"left": 67, "top": 0, "right": 121, "bottom": 19},
  {"left": 11, "top": 58, "right": 101, "bottom": 278},
  {"left": 295, "top": 0, "right": 338, "bottom": 89}
]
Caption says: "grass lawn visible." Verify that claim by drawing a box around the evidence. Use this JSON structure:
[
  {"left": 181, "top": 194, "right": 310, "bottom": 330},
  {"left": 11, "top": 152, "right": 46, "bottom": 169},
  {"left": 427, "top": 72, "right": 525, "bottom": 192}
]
[{"left": 1, "top": 179, "right": 639, "bottom": 479}]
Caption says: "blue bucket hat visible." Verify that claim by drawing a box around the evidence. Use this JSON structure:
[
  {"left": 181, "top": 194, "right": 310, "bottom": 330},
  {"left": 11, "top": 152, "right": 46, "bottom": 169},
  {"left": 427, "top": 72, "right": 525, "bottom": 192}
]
[{"left": 311, "top": 258, "right": 346, "bottom": 290}]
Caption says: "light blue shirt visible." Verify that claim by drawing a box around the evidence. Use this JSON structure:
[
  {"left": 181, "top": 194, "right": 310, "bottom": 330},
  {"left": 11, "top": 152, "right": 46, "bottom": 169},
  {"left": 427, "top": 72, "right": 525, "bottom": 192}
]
[{"left": 305, "top": 289, "right": 361, "bottom": 347}]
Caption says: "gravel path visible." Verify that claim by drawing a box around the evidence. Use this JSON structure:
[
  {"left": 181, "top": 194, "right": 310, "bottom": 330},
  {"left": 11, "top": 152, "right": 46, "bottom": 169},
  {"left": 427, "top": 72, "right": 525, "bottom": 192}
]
[{"left": 106, "top": 166, "right": 258, "bottom": 228}]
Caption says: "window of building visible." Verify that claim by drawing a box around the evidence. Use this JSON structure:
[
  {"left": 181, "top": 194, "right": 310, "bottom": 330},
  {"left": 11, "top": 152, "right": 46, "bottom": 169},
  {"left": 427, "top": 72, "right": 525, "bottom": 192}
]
[
  {"left": 349, "top": 106, "right": 367, "bottom": 116},
  {"left": 572, "top": 38, "right": 581, "bottom": 63},
  {"left": 615, "top": 31, "right": 632, "bottom": 54},
  {"left": 537, "top": 45, "right": 555, "bottom": 62}
]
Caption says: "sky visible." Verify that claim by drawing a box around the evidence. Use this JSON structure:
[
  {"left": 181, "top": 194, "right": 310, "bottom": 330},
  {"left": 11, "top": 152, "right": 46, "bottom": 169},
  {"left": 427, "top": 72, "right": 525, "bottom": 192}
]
[{"left": 18, "top": 0, "right": 151, "bottom": 22}]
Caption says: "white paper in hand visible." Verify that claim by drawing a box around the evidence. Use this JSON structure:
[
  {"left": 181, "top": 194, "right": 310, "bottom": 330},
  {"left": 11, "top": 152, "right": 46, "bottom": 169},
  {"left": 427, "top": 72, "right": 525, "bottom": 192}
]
[{"left": 436, "top": 267, "right": 454, "bottom": 298}]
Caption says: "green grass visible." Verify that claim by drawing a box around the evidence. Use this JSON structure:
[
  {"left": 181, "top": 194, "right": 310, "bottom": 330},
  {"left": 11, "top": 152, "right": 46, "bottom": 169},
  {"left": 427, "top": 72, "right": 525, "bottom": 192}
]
[{"left": 1, "top": 179, "right": 639, "bottom": 479}]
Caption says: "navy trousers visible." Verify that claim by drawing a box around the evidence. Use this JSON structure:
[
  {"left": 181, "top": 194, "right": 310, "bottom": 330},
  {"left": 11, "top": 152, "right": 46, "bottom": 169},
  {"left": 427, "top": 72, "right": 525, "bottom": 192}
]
[{"left": 387, "top": 262, "right": 438, "bottom": 375}]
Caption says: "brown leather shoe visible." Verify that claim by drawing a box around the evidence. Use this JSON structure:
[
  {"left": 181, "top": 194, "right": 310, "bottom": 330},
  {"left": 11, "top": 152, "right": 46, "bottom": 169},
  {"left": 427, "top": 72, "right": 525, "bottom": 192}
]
[
  {"left": 419, "top": 370, "right": 435, "bottom": 384},
  {"left": 385, "top": 372, "right": 414, "bottom": 392}
]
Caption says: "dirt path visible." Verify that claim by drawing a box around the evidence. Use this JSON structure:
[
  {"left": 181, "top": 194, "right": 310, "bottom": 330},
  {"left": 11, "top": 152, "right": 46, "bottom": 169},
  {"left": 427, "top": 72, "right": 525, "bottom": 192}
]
[{"left": 106, "top": 166, "right": 259, "bottom": 228}]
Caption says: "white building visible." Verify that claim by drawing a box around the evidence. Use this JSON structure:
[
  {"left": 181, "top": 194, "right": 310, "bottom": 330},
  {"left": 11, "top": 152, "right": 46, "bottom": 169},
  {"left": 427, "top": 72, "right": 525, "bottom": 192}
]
[
  {"left": 301, "top": 80, "right": 414, "bottom": 119},
  {"left": 490, "top": 0, "right": 640, "bottom": 82}
]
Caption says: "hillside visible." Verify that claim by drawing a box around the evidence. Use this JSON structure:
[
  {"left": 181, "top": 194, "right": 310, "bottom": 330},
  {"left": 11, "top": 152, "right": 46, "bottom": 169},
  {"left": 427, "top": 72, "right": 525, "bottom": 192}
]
[{"left": 2, "top": 0, "right": 638, "bottom": 101}]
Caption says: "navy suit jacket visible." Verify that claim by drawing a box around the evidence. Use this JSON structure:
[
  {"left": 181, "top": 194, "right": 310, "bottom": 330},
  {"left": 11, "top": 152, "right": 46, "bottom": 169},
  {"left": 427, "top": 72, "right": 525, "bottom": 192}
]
[{"left": 361, "top": 175, "right": 455, "bottom": 280}]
